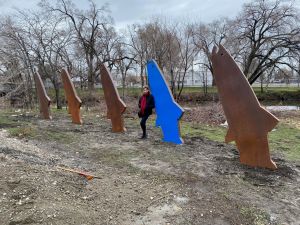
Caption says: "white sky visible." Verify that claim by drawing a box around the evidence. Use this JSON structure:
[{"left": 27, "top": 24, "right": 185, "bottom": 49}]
[{"left": 0, "top": 0, "right": 299, "bottom": 30}]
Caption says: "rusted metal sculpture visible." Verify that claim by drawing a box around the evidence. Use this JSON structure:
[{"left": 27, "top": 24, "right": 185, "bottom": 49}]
[
  {"left": 100, "top": 64, "right": 126, "bottom": 132},
  {"left": 211, "top": 45, "right": 279, "bottom": 170},
  {"left": 34, "top": 71, "right": 51, "bottom": 119},
  {"left": 61, "top": 68, "right": 83, "bottom": 124}
]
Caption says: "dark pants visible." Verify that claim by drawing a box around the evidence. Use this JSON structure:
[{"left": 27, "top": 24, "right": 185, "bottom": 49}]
[{"left": 140, "top": 114, "right": 150, "bottom": 137}]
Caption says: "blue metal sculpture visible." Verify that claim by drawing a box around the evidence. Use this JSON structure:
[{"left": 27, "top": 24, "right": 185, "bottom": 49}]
[{"left": 147, "top": 59, "right": 184, "bottom": 144}]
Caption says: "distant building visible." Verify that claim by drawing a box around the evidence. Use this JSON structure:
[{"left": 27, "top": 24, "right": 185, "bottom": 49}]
[
  {"left": 180, "top": 70, "right": 213, "bottom": 87},
  {"left": 62, "top": 68, "right": 215, "bottom": 89}
]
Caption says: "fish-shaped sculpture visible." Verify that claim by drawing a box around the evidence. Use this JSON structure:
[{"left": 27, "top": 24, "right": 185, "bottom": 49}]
[
  {"left": 211, "top": 44, "right": 279, "bottom": 169},
  {"left": 100, "top": 64, "right": 127, "bottom": 132},
  {"left": 33, "top": 71, "right": 51, "bottom": 119},
  {"left": 147, "top": 59, "right": 184, "bottom": 144},
  {"left": 61, "top": 68, "right": 83, "bottom": 124}
]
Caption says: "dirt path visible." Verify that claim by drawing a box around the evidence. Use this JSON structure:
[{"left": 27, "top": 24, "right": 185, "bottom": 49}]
[{"left": 0, "top": 112, "right": 299, "bottom": 225}]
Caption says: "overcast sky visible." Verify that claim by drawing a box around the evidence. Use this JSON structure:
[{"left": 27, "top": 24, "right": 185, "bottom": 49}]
[{"left": 1, "top": 0, "right": 298, "bottom": 30}]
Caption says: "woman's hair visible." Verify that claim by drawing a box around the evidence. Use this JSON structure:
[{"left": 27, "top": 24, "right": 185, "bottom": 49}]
[{"left": 143, "top": 85, "right": 149, "bottom": 90}]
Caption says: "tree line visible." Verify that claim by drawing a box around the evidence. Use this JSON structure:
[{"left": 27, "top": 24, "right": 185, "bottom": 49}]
[{"left": 0, "top": 0, "right": 299, "bottom": 108}]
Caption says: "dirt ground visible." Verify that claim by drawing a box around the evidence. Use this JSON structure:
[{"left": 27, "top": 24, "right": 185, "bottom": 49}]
[{"left": 0, "top": 103, "right": 299, "bottom": 225}]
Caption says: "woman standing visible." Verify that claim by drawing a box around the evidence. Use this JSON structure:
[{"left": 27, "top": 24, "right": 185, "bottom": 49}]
[{"left": 138, "top": 86, "right": 155, "bottom": 139}]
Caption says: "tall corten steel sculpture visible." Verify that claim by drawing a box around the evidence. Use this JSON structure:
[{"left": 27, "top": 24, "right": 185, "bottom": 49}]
[
  {"left": 34, "top": 71, "right": 51, "bottom": 119},
  {"left": 211, "top": 45, "right": 279, "bottom": 169},
  {"left": 61, "top": 68, "right": 83, "bottom": 124},
  {"left": 100, "top": 64, "right": 126, "bottom": 132}
]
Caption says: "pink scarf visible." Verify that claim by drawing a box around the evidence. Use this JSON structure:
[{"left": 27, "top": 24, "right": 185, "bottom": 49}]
[{"left": 140, "top": 93, "right": 149, "bottom": 115}]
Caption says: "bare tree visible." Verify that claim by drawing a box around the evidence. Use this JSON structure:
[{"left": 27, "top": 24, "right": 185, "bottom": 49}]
[
  {"left": 0, "top": 16, "right": 35, "bottom": 107},
  {"left": 128, "top": 24, "right": 148, "bottom": 88},
  {"left": 114, "top": 40, "right": 136, "bottom": 98},
  {"left": 201, "top": 66, "right": 209, "bottom": 95},
  {"left": 127, "top": 18, "right": 198, "bottom": 100},
  {"left": 20, "top": 9, "right": 73, "bottom": 109},
  {"left": 174, "top": 23, "right": 198, "bottom": 100},
  {"left": 193, "top": 19, "right": 228, "bottom": 86},
  {"left": 128, "top": 19, "right": 178, "bottom": 93},
  {"left": 232, "top": 0, "right": 300, "bottom": 84},
  {"left": 41, "top": 0, "right": 115, "bottom": 90}
]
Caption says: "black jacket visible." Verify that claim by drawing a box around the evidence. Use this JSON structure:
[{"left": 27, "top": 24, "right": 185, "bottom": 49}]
[{"left": 138, "top": 94, "right": 155, "bottom": 116}]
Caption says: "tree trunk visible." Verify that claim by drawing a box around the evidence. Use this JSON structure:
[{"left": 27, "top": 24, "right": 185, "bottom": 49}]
[
  {"left": 170, "top": 68, "right": 175, "bottom": 94},
  {"left": 212, "top": 77, "right": 216, "bottom": 86},
  {"left": 122, "top": 73, "right": 126, "bottom": 99},
  {"left": 298, "top": 60, "right": 300, "bottom": 88},
  {"left": 260, "top": 79, "right": 264, "bottom": 93},
  {"left": 54, "top": 82, "right": 62, "bottom": 109},
  {"left": 25, "top": 74, "right": 34, "bottom": 109},
  {"left": 140, "top": 63, "right": 144, "bottom": 88},
  {"left": 87, "top": 64, "right": 95, "bottom": 90},
  {"left": 87, "top": 53, "right": 95, "bottom": 90}
]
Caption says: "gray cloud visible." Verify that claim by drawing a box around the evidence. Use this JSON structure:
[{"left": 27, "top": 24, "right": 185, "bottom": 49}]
[
  {"left": 3, "top": 0, "right": 298, "bottom": 30},
  {"left": 0, "top": 0, "right": 40, "bottom": 13},
  {"left": 107, "top": 0, "right": 252, "bottom": 28}
]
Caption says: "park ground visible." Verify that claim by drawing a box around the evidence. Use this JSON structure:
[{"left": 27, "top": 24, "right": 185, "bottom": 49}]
[{"left": 0, "top": 97, "right": 300, "bottom": 225}]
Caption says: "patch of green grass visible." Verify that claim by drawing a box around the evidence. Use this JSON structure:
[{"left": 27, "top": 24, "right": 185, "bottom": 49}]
[
  {"left": 181, "top": 86, "right": 218, "bottom": 94},
  {"left": 167, "top": 86, "right": 299, "bottom": 96},
  {"left": 1, "top": 111, "right": 74, "bottom": 143},
  {"left": 269, "top": 123, "right": 300, "bottom": 161},
  {"left": 0, "top": 110, "right": 39, "bottom": 138},
  {"left": 240, "top": 207, "right": 271, "bottom": 225},
  {"left": 258, "top": 91, "right": 300, "bottom": 100},
  {"left": 8, "top": 125, "right": 38, "bottom": 138},
  {"left": 42, "top": 130, "right": 74, "bottom": 143},
  {"left": 181, "top": 121, "right": 300, "bottom": 162},
  {"left": 50, "top": 107, "right": 67, "bottom": 114},
  {"left": 46, "top": 86, "right": 300, "bottom": 106},
  {"left": 8, "top": 125, "right": 75, "bottom": 143},
  {"left": 253, "top": 86, "right": 300, "bottom": 93},
  {"left": 0, "top": 114, "right": 17, "bottom": 127},
  {"left": 0, "top": 111, "right": 29, "bottom": 128},
  {"left": 181, "top": 122, "right": 226, "bottom": 142}
]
